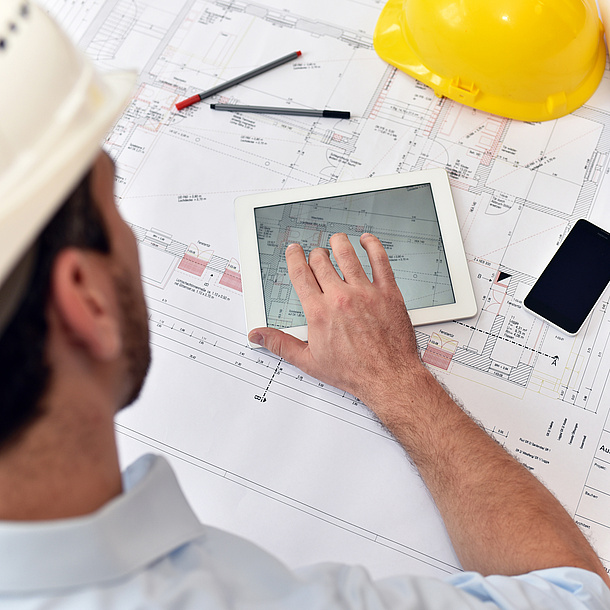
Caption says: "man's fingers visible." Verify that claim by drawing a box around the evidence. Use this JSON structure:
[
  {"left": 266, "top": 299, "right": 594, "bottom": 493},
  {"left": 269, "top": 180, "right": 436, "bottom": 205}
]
[
  {"left": 308, "top": 246, "right": 342, "bottom": 291},
  {"left": 248, "top": 327, "right": 309, "bottom": 369},
  {"left": 285, "top": 243, "right": 322, "bottom": 302},
  {"left": 360, "top": 233, "right": 396, "bottom": 287},
  {"left": 329, "top": 233, "right": 369, "bottom": 284}
]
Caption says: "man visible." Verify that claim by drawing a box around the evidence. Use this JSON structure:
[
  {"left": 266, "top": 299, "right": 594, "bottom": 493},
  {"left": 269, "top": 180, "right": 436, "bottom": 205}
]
[{"left": 0, "top": 2, "right": 609, "bottom": 607}]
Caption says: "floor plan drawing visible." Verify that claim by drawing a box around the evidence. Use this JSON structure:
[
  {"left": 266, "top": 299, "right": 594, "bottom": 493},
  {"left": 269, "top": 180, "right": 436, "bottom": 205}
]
[
  {"left": 253, "top": 184, "right": 454, "bottom": 329},
  {"left": 43, "top": 0, "right": 610, "bottom": 576}
]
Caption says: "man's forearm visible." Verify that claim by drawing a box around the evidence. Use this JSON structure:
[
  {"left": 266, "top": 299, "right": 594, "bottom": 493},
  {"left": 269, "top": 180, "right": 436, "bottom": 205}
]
[
  {"left": 250, "top": 233, "right": 610, "bottom": 588},
  {"left": 366, "top": 364, "right": 610, "bottom": 585}
]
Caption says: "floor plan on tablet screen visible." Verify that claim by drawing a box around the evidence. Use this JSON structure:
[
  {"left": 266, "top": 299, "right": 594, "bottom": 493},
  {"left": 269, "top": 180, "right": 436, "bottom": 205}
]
[{"left": 255, "top": 185, "right": 454, "bottom": 329}]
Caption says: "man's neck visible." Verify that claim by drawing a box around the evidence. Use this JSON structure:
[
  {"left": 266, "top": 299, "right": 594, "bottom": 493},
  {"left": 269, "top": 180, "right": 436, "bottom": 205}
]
[{"left": 0, "top": 406, "right": 122, "bottom": 521}]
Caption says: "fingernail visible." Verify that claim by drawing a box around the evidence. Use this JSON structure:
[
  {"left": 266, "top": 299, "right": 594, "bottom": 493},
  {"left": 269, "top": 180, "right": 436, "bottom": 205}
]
[
  {"left": 286, "top": 243, "right": 299, "bottom": 251},
  {"left": 249, "top": 332, "right": 264, "bottom": 346}
]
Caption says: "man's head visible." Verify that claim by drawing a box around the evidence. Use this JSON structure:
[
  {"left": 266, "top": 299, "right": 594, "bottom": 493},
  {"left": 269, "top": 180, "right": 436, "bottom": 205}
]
[
  {"left": 85, "top": 152, "right": 151, "bottom": 409},
  {"left": 0, "top": 2, "right": 140, "bottom": 448},
  {"left": 0, "top": 151, "right": 150, "bottom": 448}
]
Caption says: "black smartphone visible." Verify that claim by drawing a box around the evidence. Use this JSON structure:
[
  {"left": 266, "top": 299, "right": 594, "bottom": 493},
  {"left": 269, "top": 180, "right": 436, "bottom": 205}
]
[{"left": 523, "top": 219, "right": 610, "bottom": 335}]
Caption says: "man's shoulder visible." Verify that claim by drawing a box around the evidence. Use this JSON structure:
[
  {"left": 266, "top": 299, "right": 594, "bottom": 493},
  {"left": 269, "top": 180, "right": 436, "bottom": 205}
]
[{"left": 2, "top": 455, "right": 608, "bottom": 609}]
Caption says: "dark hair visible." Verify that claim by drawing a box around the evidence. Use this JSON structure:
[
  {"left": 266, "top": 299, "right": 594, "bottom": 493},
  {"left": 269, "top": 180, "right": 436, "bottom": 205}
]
[{"left": 0, "top": 169, "right": 110, "bottom": 449}]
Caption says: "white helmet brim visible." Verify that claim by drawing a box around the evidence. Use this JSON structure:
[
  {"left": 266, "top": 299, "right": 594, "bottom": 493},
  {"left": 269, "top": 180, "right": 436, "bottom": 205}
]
[{"left": 0, "top": 1, "right": 136, "bottom": 291}]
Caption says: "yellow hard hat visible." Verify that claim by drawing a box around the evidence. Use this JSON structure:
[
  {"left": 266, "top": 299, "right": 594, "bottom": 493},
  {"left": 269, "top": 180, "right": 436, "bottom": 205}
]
[{"left": 373, "top": 0, "right": 606, "bottom": 122}]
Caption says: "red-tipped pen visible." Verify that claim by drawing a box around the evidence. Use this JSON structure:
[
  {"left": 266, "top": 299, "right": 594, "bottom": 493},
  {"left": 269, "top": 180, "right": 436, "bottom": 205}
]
[{"left": 176, "top": 51, "right": 302, "bottom": 111}]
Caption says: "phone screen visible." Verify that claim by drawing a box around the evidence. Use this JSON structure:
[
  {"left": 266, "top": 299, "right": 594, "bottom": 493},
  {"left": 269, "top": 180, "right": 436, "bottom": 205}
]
[{"left": 524, "top": 219, "right": 610, "bottom": 334}]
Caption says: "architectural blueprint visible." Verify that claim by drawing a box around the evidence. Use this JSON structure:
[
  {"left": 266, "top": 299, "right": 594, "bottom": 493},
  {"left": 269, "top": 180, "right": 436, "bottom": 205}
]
[
  {"left": 43, "top": 0, "right": 610, "bottom": 579},
  {"left": 254, "top": 184, "right": 454, "bottom": 329}
]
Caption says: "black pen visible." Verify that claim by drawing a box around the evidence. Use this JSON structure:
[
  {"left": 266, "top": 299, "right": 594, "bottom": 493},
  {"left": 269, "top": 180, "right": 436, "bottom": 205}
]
[{"left": 210, "top": 104, "right": 351, "bottom": 119}]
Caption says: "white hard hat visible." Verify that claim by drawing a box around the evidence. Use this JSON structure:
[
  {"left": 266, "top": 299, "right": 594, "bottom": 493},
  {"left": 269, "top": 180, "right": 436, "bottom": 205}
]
[{"left": 0, "top": 1, "right": 135, "bottom": 299}]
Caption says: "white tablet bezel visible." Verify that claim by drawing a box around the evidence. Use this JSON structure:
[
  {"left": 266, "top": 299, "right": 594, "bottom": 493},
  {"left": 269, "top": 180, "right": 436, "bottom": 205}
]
[{"left": 235, "top": 168, "right": 477, "bottom": 345}]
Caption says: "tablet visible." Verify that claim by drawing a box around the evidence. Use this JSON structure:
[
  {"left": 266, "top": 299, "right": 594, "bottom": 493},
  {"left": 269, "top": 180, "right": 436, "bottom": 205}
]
[{"left": 235, "top": 168, "right": 476, "bottom": 345}]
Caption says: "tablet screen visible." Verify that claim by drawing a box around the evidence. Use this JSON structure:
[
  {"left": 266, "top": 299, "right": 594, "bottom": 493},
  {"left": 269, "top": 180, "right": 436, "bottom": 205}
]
[{"left": 254, "top": 183, "right": 455, "bottom": 330}]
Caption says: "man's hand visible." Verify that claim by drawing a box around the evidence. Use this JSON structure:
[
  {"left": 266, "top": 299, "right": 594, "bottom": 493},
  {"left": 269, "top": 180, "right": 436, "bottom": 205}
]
[{"left": 248, "top": 233, "right": 423, "bottom": 404}]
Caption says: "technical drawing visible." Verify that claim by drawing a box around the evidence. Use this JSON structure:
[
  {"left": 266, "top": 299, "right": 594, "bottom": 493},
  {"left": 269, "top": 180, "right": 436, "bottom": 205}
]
[
  {"left": 43, "top": 0, "right": 610, "bottom": 575},
  {"left": 255, "top": 186, "right": 454, "bottom": 328},
  {"left": 422, "top": 333, "right": 458, "bottom": 371}
]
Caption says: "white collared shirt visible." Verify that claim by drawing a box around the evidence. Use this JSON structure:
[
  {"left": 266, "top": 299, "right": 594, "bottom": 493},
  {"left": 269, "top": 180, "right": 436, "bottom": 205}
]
[{"left": 0, "top": 454, "right": 608, "bottom": 609}]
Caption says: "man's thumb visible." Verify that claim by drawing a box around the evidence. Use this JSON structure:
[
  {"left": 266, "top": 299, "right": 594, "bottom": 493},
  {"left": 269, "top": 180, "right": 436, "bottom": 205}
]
[{"left": 248, "top": 328, "right": 307, "bottom": 365}]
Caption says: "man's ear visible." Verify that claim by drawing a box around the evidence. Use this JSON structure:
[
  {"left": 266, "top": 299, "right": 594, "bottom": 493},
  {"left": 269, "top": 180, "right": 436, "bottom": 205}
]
[{"left": 50, "top": 249, "right": 122, "bottom": 361}]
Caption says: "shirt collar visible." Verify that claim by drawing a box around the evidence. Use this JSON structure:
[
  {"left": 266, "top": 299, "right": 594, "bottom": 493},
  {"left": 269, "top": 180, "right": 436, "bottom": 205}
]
[{"left": 0, "top": 454, "right": 205, "bottom": 593}]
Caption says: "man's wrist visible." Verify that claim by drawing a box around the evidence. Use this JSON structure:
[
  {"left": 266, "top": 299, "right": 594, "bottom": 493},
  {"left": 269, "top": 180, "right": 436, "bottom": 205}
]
[{"left": 360, "top": 362, "right": 444, "bottom": 426}]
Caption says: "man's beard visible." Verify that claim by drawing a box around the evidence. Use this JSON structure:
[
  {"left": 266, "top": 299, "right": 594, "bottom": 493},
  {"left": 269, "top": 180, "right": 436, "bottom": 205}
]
[{"left": 113, "top": 268, "right": 151, "bottom": 408}]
